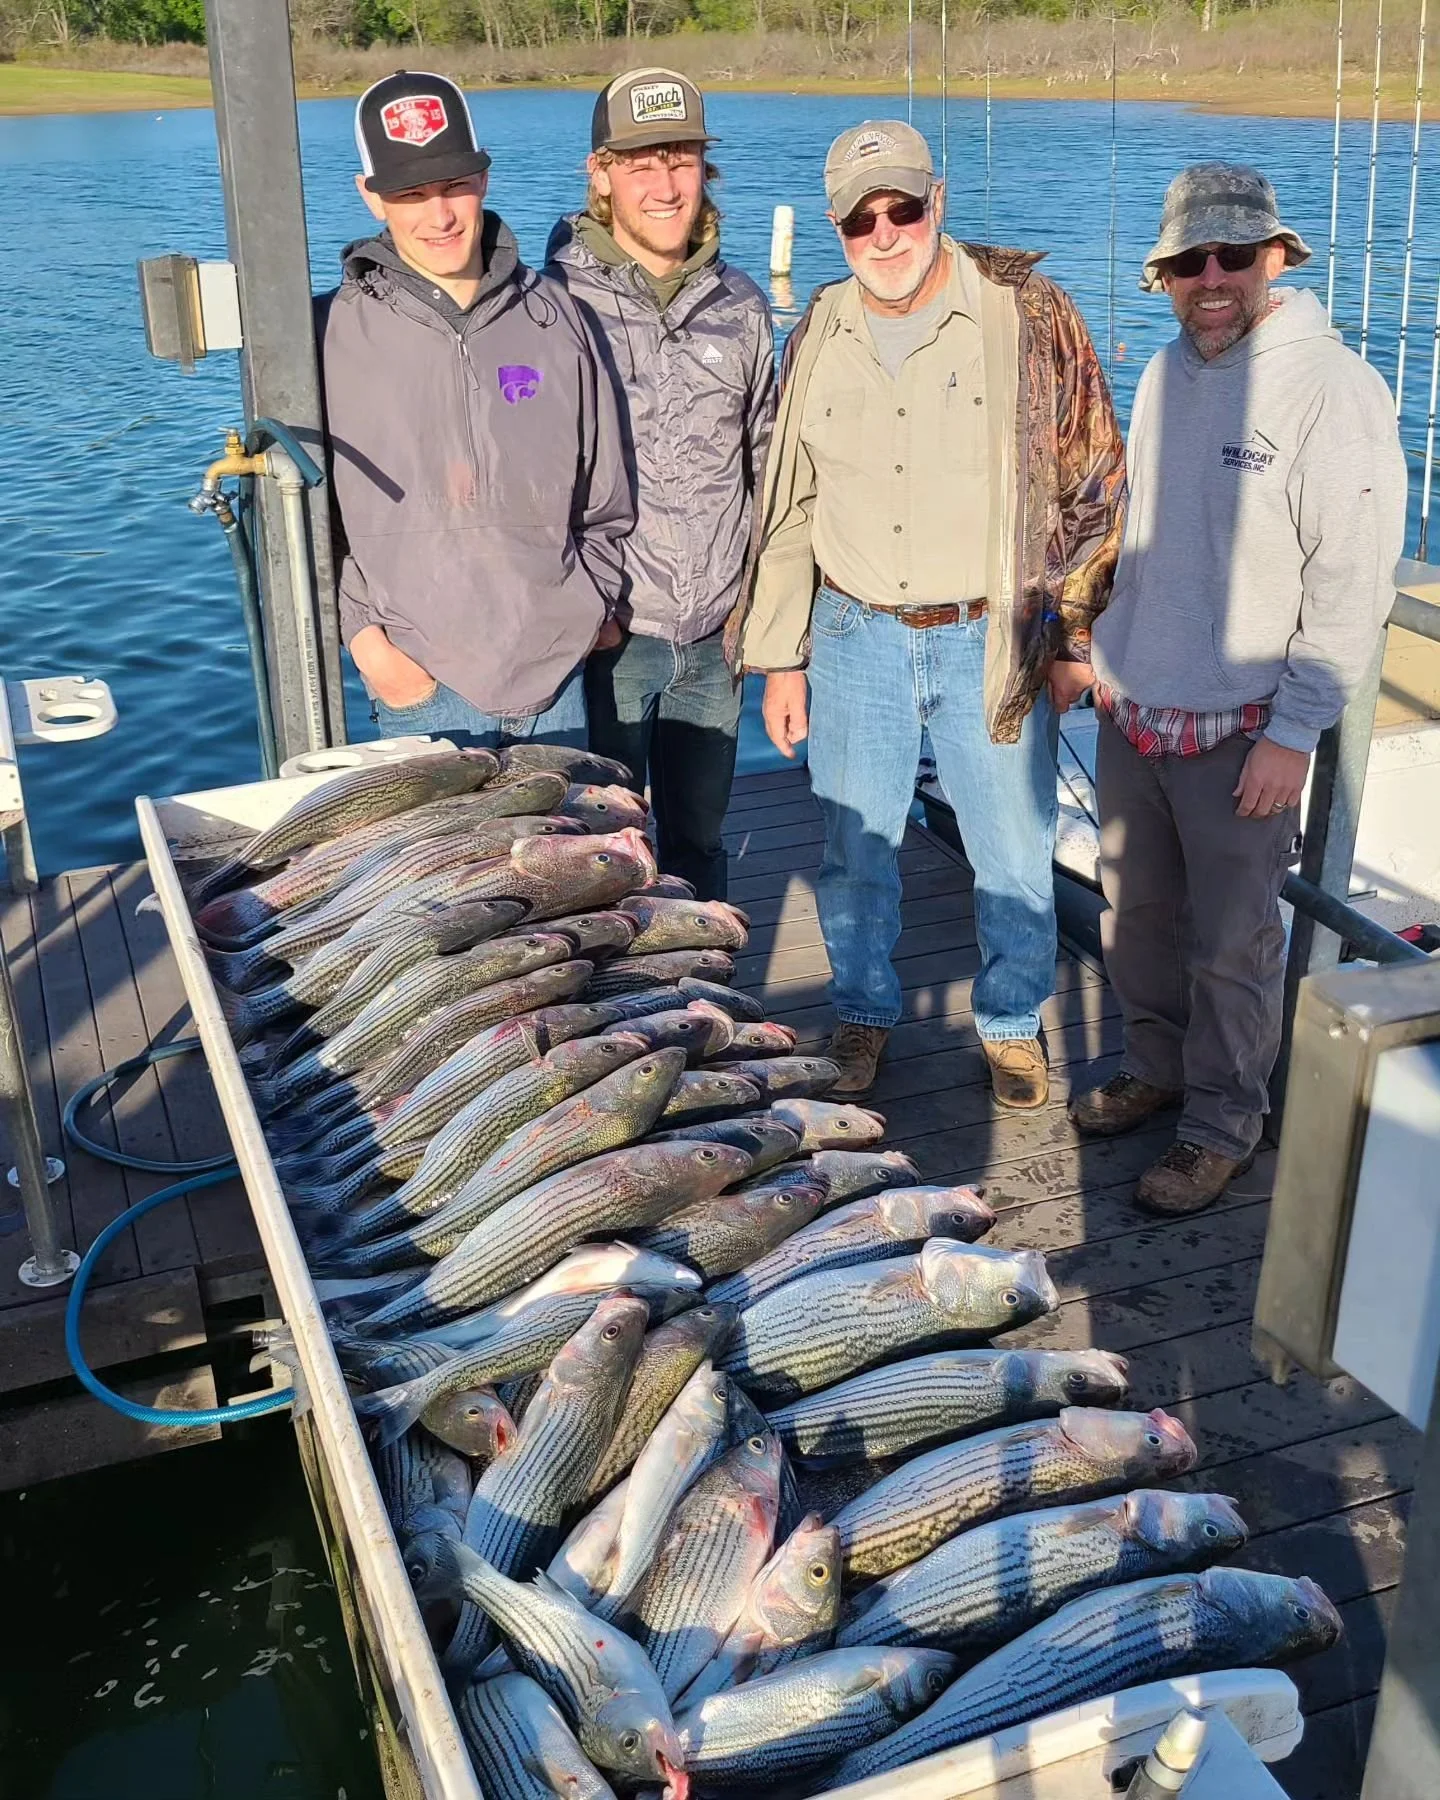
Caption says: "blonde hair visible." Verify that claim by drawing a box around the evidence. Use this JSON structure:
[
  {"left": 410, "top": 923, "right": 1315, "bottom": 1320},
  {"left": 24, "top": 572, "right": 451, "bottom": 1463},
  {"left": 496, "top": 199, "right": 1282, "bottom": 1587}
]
[{"left": 587, "top": 147, "right": 722, "bottom": 246}]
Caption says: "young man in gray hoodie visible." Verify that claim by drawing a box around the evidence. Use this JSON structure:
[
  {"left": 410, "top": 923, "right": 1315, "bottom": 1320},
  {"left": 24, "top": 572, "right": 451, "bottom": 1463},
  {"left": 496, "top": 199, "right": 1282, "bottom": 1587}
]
[
  {"left": 1070, "top": 163, "right": 1407, "bottom": 1214},
  {"left": 546, "top": 70, "right": 774, "bottom": 898},
  {"left": 321, "top": 71, "right": 632, "bottom": 749}
]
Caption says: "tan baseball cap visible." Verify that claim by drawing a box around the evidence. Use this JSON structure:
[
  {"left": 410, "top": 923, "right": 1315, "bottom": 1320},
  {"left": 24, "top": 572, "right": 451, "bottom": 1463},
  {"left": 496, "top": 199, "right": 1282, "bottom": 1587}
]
[
  {"left": 825, "top": 120, "right": 934, "bottom": 221},
  {"left": 591, "top": 68, "right": 713, "bottom": 154}
]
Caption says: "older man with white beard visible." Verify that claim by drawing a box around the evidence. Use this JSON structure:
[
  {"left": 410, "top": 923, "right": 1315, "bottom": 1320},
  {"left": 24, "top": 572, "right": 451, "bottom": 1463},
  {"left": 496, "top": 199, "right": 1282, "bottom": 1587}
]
[{"left": 729, "top": 121, "right": 1126, "bottom": 1107}]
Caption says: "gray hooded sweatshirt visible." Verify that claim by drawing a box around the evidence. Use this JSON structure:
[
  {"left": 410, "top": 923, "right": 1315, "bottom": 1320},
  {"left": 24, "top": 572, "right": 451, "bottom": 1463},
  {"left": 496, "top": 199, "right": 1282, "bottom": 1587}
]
[
  {"left": 545, "top": 212, "right": 775, "bottom": 644},
  {"left": 319, "top": 216, "right": 633, "bottom": 717},
  {"left": 1091, "top": 287, "right": 1407, "bottom": 752}
]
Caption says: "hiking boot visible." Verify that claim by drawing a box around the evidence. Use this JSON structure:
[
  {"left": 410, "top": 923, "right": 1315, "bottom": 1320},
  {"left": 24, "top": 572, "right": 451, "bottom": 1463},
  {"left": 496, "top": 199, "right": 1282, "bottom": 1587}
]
[
  {"left": 827, "top": 1021, "right": 889, "bottom": 1096},
  {"left": 1136, "top": 1141, "right": 1254, "bottom": 1217},
  {"left": 983, "top": 1038, "right": 1049, "bottom": 1110},
  {"left": 1069, "top": 1072, "right": 1184, "bottom": 1138}
]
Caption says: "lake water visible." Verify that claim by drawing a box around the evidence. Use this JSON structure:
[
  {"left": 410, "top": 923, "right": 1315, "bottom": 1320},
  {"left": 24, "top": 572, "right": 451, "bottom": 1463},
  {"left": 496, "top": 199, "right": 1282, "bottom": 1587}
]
[
  {"left": 1, "top": 84, "right": 1437, "bottom": 1800},
  {"left": 2, "top": 88, "right": 1438, "bottom": 877}
]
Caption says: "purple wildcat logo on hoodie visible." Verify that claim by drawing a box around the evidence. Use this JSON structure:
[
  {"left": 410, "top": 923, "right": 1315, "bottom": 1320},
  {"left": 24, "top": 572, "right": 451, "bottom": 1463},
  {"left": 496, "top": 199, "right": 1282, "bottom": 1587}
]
[{"left": 498, "top": 364, "right": 542, "bottom": 405}]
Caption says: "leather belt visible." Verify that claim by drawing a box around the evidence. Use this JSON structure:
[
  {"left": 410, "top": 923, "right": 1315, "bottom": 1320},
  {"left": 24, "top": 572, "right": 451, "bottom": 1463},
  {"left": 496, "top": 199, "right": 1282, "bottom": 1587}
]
[{"left": 820, "top": 577, "right": 987, "bottom": 629}]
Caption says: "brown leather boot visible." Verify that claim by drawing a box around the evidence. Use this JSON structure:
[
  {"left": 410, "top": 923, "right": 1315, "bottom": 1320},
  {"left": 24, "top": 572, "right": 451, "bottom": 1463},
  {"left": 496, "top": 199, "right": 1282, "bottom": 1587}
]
[
  {"left": 983, "top": 1038, "right": 1049, "bottom": 1109},
  {"left": 826, "top": 1021, "right": 889, "bottom": 1096},
  {"left": 1069, "top": 1072, "right": 1184, "bottom": 1138},
  {"left": 1136, "top": 1141, "right": 1254, "bottom": 1216}
]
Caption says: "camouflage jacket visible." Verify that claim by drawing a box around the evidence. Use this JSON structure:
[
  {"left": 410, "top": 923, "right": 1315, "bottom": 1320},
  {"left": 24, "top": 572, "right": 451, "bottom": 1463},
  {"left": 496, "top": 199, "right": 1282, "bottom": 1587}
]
[{"left": 726, "top": 239, "right": 1126, "bottom": 744}]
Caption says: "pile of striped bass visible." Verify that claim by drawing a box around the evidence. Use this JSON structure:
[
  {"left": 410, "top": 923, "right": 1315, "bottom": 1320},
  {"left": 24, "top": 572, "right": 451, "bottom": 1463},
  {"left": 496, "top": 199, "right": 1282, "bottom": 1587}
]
[{"left": 190, "top": 745, "right": 1342, "bottom": 1799}]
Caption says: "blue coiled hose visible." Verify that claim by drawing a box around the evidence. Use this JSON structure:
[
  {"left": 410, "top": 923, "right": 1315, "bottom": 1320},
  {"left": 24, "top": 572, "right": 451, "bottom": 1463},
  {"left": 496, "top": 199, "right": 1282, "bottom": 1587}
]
[{"left": 62, "top": 1040, "right": 293, "bottom": 1427}]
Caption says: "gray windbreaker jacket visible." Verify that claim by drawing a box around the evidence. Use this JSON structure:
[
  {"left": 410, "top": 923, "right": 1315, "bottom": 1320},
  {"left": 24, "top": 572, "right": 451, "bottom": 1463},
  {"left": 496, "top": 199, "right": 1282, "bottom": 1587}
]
[
  {"left": 319, "top": 217, "right": 633, "bottom": 717},
  {"left": 545, "top": 214, "right": 775, "bottom": 644}
]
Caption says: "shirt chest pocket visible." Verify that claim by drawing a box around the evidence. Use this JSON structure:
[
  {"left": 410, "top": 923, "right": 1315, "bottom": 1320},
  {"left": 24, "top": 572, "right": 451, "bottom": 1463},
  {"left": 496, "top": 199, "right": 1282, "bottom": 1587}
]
[
  {"left": 935, "top": 356, "right": 988, "bottom": 475},
  {"left": 800, "top": 387, "right": 869, "bottom": 479}
]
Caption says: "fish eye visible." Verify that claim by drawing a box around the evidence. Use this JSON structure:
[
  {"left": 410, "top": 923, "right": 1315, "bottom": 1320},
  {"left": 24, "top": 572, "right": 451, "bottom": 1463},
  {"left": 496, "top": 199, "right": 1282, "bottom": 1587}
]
[
  {"left": 698, "top": 1148, "right": 718, "bottom": 1161},
  {"left": 696, "top": 1308, "right": 715, "bottom": 1319},
  {"left": 1292, "top": 1603, "right": 1310, "bottom": 1621},
  {"left": 776, "top": 1194, "right": 794, "bottom": 1207},
  {"left": 1203, "top": 1522, "right": 1221, "bottom": 1538},
  {"left": 595, "top": 854, "right": 612, "bottom": 865},
  {"left": 1145, "top": 1432, "right": 1163, "bottom": 1448},
  {"left": 1001, "top": 1289, "right": 1021, "bottom": 1308},
  {"left": 808, "top": 1562, "right": 830, "bottom": 1584},
  {"left": 602, "top": 1323, "right": 622, "bottom": 1341},
  {"left": 1064, "top": 1372, "right": 1088, "bottom": 1391},
  {"left": 926, "top": 1669, "right": 948, "bottom": 1694},
  {"left": 464, "top": 1404, "right": 483, "bottom": 1419},
  {"left": 747, "top": 1434, "right": 765, "bottom": 1453},
  {"left": 619, "top": 1730, "right": 641, "bottom": 1753},
  {"left": 834, "top": 1120, "right": 852, "bottom": 1132}
]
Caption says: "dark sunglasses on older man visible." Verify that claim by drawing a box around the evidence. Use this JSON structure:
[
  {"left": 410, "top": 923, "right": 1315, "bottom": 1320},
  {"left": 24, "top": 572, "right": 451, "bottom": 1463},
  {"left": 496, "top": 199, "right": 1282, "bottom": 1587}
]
[
  {"left": 839, "top": 194, "right": 929, "bottom": 238},
  {"left": 1163, "top": 241, "right": 1262, "bottom": 279}
]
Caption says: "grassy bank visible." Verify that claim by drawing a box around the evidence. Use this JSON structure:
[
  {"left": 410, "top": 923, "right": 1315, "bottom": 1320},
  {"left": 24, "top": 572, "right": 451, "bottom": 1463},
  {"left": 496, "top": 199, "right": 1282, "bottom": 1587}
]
[{"left": 0, "top": 4, "right": 1426, "bottom": 120}]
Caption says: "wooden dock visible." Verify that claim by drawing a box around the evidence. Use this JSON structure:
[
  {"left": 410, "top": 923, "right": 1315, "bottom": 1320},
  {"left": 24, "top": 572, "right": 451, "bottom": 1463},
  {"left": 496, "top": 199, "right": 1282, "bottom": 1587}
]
[
  {"left": 724, "top": 767, "right": 1413, "bottom": 1800},
  {"left": 0, "top": 768, "right": 1412, "bottom": 1798},
  {"left": 0, "top": 861, "right": 266, "bottom": 1488}
]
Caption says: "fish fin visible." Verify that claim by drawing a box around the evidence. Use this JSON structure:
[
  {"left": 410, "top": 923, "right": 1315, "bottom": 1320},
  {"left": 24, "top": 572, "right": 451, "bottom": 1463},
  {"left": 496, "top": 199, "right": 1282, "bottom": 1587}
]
[
  {"left": 135, "top": 892, "right": 163, "bottom": 918},
  {"left": 352, "top": 1380, "right": 425, "bottom": 1447}
]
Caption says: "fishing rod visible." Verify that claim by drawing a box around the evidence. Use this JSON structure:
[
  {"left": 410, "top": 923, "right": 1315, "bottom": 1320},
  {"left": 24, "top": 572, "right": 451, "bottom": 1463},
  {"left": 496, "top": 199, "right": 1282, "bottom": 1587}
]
[
  {"left": 985, "top": 55, "right": 993, "bottom": 235},
  {"left": 1394, "top": 0, "right": 1428, "bottom": 414},
  {"left": 1107, "top": 14, "right": 1119, "bottom": 372},
  {"left": 1327, "top": 0, "right": 1345, "bottom": 320},
  {"left": 1359, "top": 0, "right": 1385, "bottom": 361},
  {"left": 1420, "top": 264, "right": 1440, "bottom": 558},
  {"left": 907, "top": 0, "right": 915, "bottom": 123},
  {"left": 940, "top": 0, "right": 949, "bottom": 194}
]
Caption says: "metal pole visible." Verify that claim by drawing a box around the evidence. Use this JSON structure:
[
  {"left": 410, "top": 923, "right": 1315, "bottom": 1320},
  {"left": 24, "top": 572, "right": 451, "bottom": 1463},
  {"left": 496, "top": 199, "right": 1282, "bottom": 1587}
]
[
  {"left": 1360, "top": 1349, "right": 1440, "bottom": 1800},
  {"left": 939, "top": 0, "right": 948, "bottom": 196},
  {"left": 204, "top": 0, "right": 345, "bottom": 759},
  {"left": 1359, "top": 0, "right": 1384, "bottom": 361},
  {"left": 1394, "top": 0, "right": 1428, "bottom": 413},
  {"left": 269, "top": 449, "right": 328, "bottom": 755},
  {"left": 1327, "top": 0, "right": 1345, "bottom": 321},
  {"left": 907, "top": 0, "right": 914, "bottom": 122},
  {"left": 1107, "top": 15, "right": 1119, "bottom": 371},
  {"left": 0, "top": 941, "right": 76, "bottom": 1287},
  {"left": 1270, "top": 626, "right": 1389, "bottom": 1121},
  {"left": 985, "top": 58, "right": 993, "bottom": 235}
]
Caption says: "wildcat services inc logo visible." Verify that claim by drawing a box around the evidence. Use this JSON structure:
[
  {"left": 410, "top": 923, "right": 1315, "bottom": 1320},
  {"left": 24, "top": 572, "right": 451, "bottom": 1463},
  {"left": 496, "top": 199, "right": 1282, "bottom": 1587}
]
[
  {"left": 1221, "top": 433, "right": 1277, "bottom": 475},
  {"left": 498, "top": 365, "right": 543, "bottom": 405},
  {"left": 630, "top": 80, "right": 688, "bottom": 125}
]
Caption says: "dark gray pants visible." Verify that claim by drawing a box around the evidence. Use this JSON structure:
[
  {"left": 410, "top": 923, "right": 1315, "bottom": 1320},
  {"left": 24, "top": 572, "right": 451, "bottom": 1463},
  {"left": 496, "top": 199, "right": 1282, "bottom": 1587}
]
[{"left": 1095, "top": 712, "right": 1300, "bottom": 1159}]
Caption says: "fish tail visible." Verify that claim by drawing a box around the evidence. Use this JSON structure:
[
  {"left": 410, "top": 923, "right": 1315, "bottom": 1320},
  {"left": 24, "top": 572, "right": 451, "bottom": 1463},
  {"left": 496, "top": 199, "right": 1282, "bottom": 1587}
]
[
  {"left": 186, "top": 856, "right": 251, "bottom": 909},
  {"left": 205, "top": 941, "right": 285, "bottom": 994},
  {"left": 193, "top": 885, "right": 281, "bottom": 946},
  {"left": 351, "top": 1378, "right": 426, "bottom": 1446}
]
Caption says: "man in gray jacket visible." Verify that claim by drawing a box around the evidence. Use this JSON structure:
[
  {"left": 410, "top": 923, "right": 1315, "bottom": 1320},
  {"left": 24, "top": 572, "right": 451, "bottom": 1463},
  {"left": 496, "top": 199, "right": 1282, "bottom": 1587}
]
[
  {"left": 1070, "top": 164, "right": 1407, "bottom": 1214},
  {"left": 321, "top": 70, "right": 632, "bottom": 748},
  {"left": 546, "top": 69, "right": 774, "bottom": 897}
]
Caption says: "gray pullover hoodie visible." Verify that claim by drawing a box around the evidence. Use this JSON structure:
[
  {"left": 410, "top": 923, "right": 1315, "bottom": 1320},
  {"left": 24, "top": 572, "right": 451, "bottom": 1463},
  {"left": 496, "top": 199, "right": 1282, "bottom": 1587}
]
[
  {"left": 319, "top": 216, "right": 633, "bottom": 718},
  {"left": 545, "top": 212, "right": 775, "bottom": 644},
  {"left": 1091, "top": 287, "right": 1407, "bottom": 752}
]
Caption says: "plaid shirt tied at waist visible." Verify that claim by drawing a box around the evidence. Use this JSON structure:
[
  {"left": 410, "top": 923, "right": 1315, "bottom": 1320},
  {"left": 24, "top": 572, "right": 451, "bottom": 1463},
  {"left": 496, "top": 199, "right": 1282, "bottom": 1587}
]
[{"left": 1094, "top": 681, "right": 1271, "bottom": 759}]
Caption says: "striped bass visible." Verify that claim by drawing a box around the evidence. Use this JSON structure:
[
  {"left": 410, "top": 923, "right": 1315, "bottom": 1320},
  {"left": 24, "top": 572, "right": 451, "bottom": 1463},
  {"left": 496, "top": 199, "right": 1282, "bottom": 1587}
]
[
  {"left": 646, "top": 1114, "right": 803, "bottom": 1177},
  {"left": 766, "top": 1098, "right": 886, "bottom": 1151},
  {"left": 616, "top": 897, "right": 751, "bottom": 955},
  {"left": 587, "top": 1303, "right": 739, "bottom": 1498},
  {"left": 585, "top": 949, "right": 737, "bottom": 999},
  {"left": 707, "top": 1185, "right": 996, "bottom": 1313},
  {"left": 837, "top": 1489, "right": 1249, "bottom": 1653},
  {"left": 830, "top": 1406, "right": 1200, "bottom": 1579},
  {"left": 600, "top": 1002, "right": 736, "bottom": 1062},
  {"left": 765, "top": 1346, "right": 1129, "bottom": 1467},
  {"left": 718, "top": 1240, "right": 1059, "bottom": 1404},
  {"left": 828, "top": 1568, "right": 1343, "bottom": 1787},
  {"left": 455, "top": 1672, "right": 617, "bottom": 1800},
  {"left": 675, "top": 1645, "right": 957, "bottom": 1784},
  {"left": 634, "top": 1174, "right": 829, "bottom": 1281}
]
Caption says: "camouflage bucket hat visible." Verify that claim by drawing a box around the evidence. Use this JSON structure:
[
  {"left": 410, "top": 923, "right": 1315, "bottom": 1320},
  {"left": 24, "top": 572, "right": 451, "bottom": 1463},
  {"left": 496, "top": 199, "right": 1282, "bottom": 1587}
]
[{"left": 1140, "top": 162, "right": 1312, "bottom": 293}]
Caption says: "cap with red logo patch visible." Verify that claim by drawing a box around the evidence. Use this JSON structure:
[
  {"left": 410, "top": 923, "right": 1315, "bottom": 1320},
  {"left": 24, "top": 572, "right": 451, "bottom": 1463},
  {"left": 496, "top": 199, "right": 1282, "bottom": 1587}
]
[
  {"left": 824, "top": 119, "right": 934, "bottom": 223},
  {"left": 591, "top": 67, "right": 714, "bottom": 154},
  {"left": 355, "top": 70, "right": 492, "bottom": 195}
]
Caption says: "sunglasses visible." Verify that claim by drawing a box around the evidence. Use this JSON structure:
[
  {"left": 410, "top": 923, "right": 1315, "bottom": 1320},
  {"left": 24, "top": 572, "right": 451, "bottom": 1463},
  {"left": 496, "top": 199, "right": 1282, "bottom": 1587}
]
[
  {"left": 839, "top": 194, "right": 929, "bottom": 239},
  {"left": 1163, "top": 242, "right": 1262, "bottom": 279}
]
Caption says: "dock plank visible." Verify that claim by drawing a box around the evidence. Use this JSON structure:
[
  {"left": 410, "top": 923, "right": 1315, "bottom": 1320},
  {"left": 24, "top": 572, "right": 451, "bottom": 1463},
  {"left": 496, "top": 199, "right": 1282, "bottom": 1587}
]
[
  {"left": 0, "top": 1364, "right": 220, "bottom": 1491},
  {"left": 0, "top": 1266, "right": 206, "bottom": 1394}
]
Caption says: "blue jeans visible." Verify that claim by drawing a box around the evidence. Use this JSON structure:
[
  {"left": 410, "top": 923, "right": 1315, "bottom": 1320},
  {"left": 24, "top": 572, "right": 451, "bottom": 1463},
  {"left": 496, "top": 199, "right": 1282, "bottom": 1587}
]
[
  {"left": 806, "top": 587, "right": 1059, "bottom": 1040},
  {"left": 370, "top": 665, "right": 588, "bottom": 751},
  {"left": 585, "top": 629, "right": 741, "bottom": 900}
]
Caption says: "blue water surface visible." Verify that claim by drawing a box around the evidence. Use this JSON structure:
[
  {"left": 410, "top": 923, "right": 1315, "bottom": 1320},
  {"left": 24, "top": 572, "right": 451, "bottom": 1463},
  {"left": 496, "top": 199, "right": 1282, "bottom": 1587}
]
[{"left": 2, "top": 89, "right": 1436, "bottom": 875}]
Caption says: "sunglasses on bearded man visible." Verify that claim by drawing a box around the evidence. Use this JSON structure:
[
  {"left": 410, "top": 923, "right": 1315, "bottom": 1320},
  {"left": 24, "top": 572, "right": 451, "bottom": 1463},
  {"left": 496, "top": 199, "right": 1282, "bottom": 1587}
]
[
  {"left": 838, "top": 193, "right": 931, "bottom": 239},
  {"left": 1161, "top": 241, "right": 1264, "bottom": 279}
]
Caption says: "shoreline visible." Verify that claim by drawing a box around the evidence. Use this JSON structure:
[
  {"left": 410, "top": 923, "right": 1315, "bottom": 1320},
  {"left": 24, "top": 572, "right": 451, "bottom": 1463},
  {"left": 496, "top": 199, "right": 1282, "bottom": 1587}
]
[{"left": 0, "top": 61, "right": 1428, "bottom": 123}]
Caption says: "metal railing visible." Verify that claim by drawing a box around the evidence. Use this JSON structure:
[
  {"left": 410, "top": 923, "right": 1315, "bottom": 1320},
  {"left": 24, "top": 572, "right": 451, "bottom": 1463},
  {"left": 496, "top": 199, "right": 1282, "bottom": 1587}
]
[{"left": 1271, "top": 566, "right": 1440, "bottom": 1117}]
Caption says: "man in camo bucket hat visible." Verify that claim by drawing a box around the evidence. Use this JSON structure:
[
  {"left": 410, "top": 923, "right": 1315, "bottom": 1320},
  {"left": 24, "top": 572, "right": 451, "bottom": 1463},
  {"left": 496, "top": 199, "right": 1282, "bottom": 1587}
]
[
  {"left": 1072, "top": 161, "right": 1406, "bottom": 1216},
  {"left": 1139, "top": 161, "right": 1312, "bottom": 294}
]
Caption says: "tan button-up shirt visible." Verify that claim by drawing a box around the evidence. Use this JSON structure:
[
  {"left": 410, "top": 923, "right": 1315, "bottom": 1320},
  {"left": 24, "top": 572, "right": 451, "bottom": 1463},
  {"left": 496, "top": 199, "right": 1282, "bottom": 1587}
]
[{"left": 797, "top": 252, "right": 990, "bottom": 606}]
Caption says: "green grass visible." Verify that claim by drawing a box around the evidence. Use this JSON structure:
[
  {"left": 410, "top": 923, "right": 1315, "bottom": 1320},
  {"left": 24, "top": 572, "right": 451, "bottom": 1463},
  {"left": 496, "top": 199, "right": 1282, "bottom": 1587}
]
[{"left": 0, "top": 63, "right": 213, "bottom": 115}]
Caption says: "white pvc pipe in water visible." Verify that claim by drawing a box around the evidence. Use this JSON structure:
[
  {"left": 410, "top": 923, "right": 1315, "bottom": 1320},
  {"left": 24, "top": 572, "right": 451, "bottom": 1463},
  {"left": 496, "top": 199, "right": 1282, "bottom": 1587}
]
[
  {"left": 769, "top": 205, "right": 794, "bottom": 278},
  {"left": 1359, "top": 0, "right": 1385, "bottom": 362},
  {"left": 1394, "top": 0, "right": 1429, "bottom": 414}
]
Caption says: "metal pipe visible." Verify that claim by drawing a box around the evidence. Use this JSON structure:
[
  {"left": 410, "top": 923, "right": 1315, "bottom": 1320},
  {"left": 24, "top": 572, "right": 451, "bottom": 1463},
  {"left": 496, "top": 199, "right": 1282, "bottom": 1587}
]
[
  {"left": 266, "top": 447, "right": 328, "bottom": 755},
  {"left": 1281, "top": 873, "right": 1430, "bottom": 963},
  {"left": 985, "top": 58, "right": 993, "bottom": 235},
  {"left": 1107, "top": 15, "right": 1119, "bottom": 371},
  {"left": 218, "top": 489, "right": 281, "bottom": 779},
  {"left": 1391, "top": 586, "right": 1440, "bottom": 642},
  {"left": 1271, "top": 627, "right": 1389, "bottom": 1120},
  {"left": 1395, "top": 0, "right": 1428, "bottom": 412},
  {"left": 1327, "top": 0, "right": 1345, "bottom": 320},
  {"left": 1359, "top": 0, "right": 1385, "bottom": 361},
  {"left": 1421, "top": 261, "right": 1440, "bottom": 557},
  {"left": 939, "top": 0, "right": 948, "bottom": 194},
  {"left": 907, "top": 0, "right": 914, "bottom": 122},
  {"left": 0, "top": 940, "right": 76, "bottom": 1288}
]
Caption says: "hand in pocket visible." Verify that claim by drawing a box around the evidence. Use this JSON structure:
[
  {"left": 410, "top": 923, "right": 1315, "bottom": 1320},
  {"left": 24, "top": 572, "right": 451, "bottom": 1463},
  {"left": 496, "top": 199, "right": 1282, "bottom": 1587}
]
[{"left": 351, "top": 625, "right": 437, "bottom": 709}]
